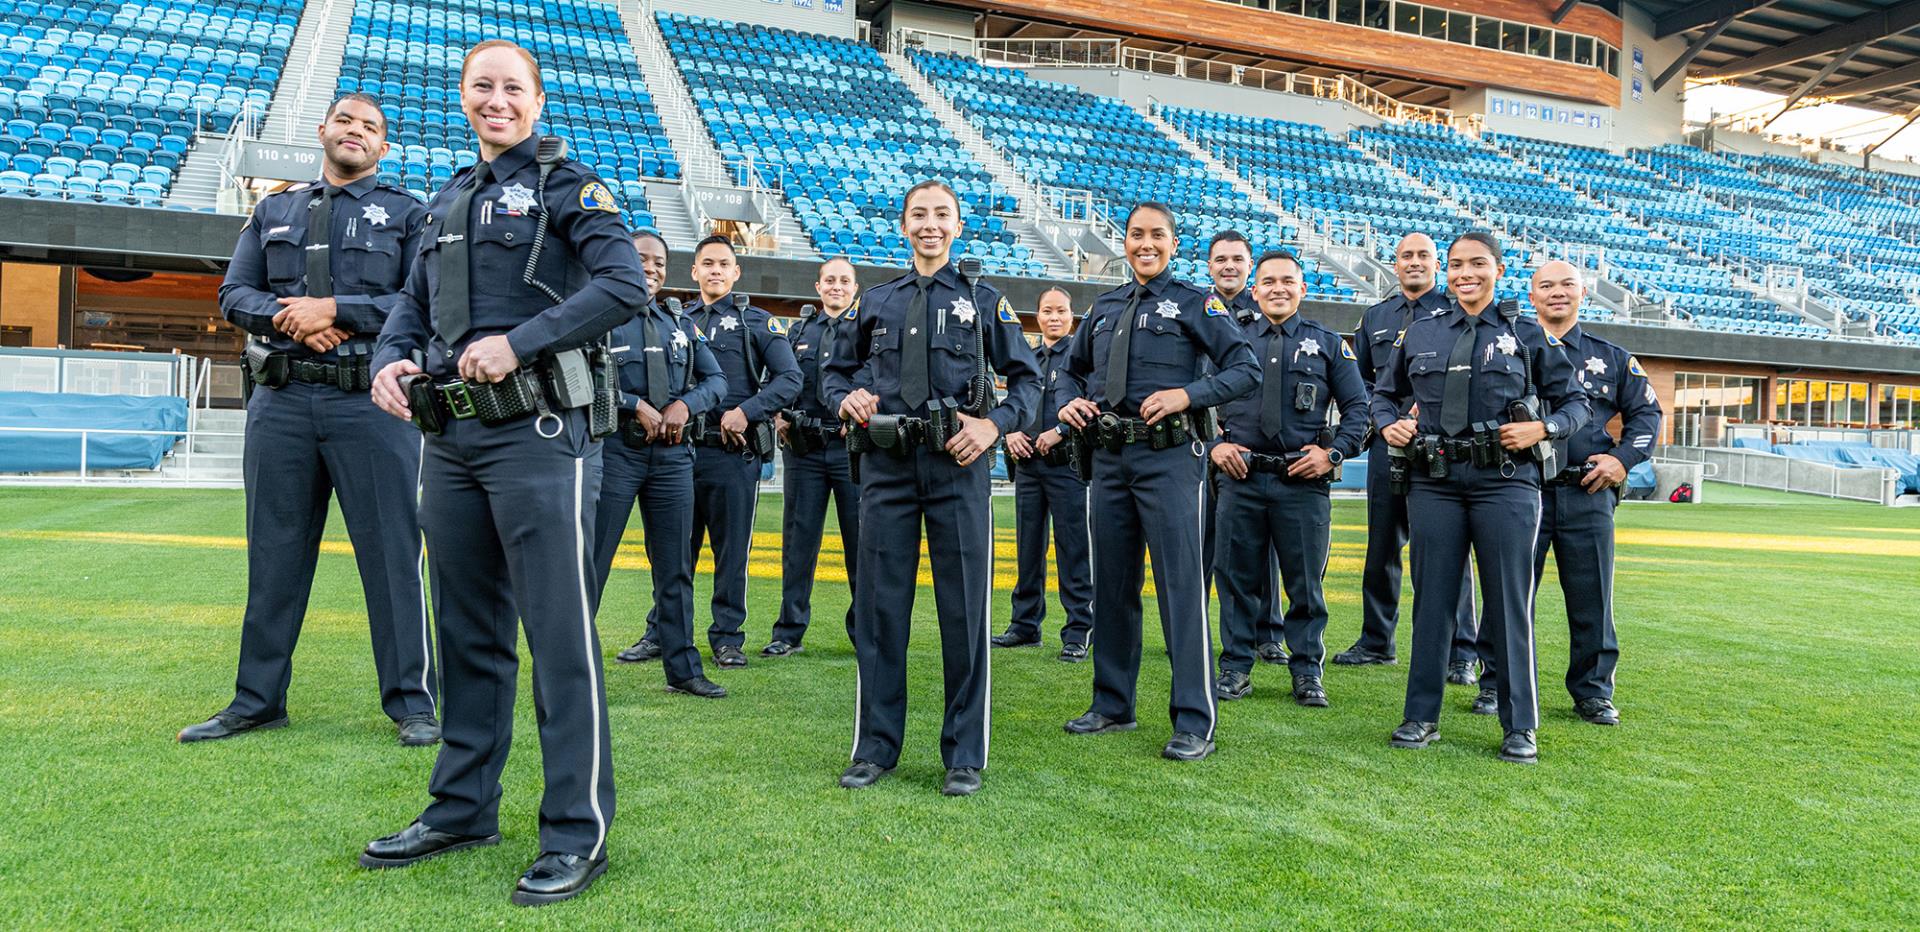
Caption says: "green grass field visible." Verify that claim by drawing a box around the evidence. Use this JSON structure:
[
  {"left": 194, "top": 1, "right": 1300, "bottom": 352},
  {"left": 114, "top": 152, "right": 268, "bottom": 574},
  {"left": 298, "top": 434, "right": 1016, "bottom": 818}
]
[{"left": 2, "top": 483, "right": 1916, "bottom": 928}]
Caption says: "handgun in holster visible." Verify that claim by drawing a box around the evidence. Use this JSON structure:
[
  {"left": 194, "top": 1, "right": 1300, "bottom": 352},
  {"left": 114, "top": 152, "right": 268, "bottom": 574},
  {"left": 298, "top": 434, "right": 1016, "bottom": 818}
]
[
  {"left": 1421, "top": 435, "right": 1449, "bottom": 479},
  {"left": 1387, "top": 442, "right": 1411, "bottom": 495},
  {"left": 1507, "top": 396, "right": 1557, "bottom": 475}
]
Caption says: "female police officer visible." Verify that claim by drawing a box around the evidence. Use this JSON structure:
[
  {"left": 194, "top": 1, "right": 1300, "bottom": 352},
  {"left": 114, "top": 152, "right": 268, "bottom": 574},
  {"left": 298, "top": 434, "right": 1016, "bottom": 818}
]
[
  {"left": 1369, "top": 232, "right": 1589, "bottom": 765},
  {"left": 363, "top": 40, "right": 643, "bottom": 905}
]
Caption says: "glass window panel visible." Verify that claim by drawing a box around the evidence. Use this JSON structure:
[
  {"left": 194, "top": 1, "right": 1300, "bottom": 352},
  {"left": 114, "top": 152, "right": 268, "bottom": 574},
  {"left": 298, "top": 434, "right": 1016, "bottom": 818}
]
[
  {"left": 1447, "top": 12, "right": 1471, "bottom": 43},
  {"left": 1554, "top": 32, "right": 1574, "bottom": 61},
  {"left": 1363, "top": 0, "right": 1390, "bottom": 30},
  {"left": 1304, "top": 0, "right": 1332, "bottom": 19},
  {"left": 1422, "top": 6, "right": 1448, "bottom": 40},
  {"left": 1395, "top": 2, "right": 1421, "bottom": 34},
  {"left": 1576, "top": 35, "right": 1594, "bottom": 66},
  {"left": 1337, "top": 0, "right": 1363, "bottom": 25},
  {"left": 1502, "top": 21, "right": 1526, "bottom": 53},
  {"left": 1529, "top": 26, "right": 1550, "bottom": 57},
  {"left": 1474, "top": 16, "right": 1500, "bottom": 49}
]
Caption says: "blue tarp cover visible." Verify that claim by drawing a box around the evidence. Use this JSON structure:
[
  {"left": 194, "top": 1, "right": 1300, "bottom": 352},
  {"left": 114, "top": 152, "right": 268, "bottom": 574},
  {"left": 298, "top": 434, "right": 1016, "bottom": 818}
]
[{"left": 0, "top": 392, "right": 187, "bottom": 472}]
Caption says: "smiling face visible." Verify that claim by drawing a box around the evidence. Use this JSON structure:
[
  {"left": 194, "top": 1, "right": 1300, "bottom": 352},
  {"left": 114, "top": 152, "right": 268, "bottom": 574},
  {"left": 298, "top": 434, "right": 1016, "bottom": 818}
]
[
  {"left": 461, "top": 44, "right": 545, "bottom": 161},
  {"left": 691, "top": 241, "right": 740, "bottom": 304},
  {"left": 815, "top": 258, "right": 857, "bottom": 314},
  {"left": 1125, "top": 206, "right": 1176, "bottom": 283},
  {"left": 1036, "top": 289, "right": 1073, "bottom": 341},
  {"left": 1394, "top": 233, "right": 1437, "bottom": 298},
  {"left": 1253, "top": 255, "right": 1303, "bottom": 322},
  {"left": 1208, "top": 238, "right": 1251, "bottom": 298},
  {"left": 900, "top": 184, "right": 962, "bottom": 266},
  {"left": 1446, "top": 237, "right": 1505, "bottom": 311},
  {"left": 1530, "top": 260, "right": 1584, "bottom": 330},
  {"left": 316, "top": 97, "right": 388, "bottom": 179},
  {"left": 632, "top": 234, "right": 667, "bottom": 297}
]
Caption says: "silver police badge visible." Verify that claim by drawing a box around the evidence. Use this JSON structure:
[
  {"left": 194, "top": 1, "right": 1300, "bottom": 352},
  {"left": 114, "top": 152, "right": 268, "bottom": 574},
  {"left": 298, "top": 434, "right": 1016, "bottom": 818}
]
[
  {"left": 949, "top": 298, "right": 976, "bottom": 324},
  {"left": 1584, "top": 356, "right": 1607, "bottom": 375},
  {"left": 1155, "top": 300, "right": 1181, "bottom": 319},
  {"left": 1495, "top": 333, "right": 1519, "bottom": 355},
  {"left": 498, "top": 183, "right": 537, "bottom": 213},
  {"left": 717, "top": 316, "right": 740, "bottom": 331},
  {"left": 361, "top": 203, "right": 389, "bottom": 227}
]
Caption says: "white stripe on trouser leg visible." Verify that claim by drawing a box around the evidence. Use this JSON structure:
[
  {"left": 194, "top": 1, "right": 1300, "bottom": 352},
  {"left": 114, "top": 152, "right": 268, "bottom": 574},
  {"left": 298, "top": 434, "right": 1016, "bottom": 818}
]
[
  {"left": 745, "top": 475, "right": 759, "bottom": 636},
  {"left": 1081, "top": 480, "right": 1095, "bottom": 647},
  {"left": 572, "top": 457, "right": 608, "bottom": 860},
  {"left": 1522, "top": 497, "right": 1542, "bottom": 718},
  {"left": 1195, "top": 473, "right": 1216, "bottom": 741},
  {"left": 414, "top": 434, "right": 434, "bottom": 708}
]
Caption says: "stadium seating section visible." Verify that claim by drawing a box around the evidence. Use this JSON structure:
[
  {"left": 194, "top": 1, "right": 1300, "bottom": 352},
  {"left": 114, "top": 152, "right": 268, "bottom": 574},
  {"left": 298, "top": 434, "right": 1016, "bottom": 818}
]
[
  {"left": 0, "top": 0, "right": 297, "bottom": 206},
  {"left": 337, "top": 0, "right": 675, "bottom": 232},
  {"left": 659, "top": 13, "right": 1039, "bottom": 275}
]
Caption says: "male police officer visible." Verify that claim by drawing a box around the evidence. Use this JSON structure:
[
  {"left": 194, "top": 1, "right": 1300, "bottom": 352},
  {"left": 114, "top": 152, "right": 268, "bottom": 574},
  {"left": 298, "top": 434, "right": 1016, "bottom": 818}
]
[
  {"left": 182, "top": 93, "right": 434, "bottom": 746},
  {"left": 1478, "top": 260, "right": 1659, "bottom": 726},
  {"left": 1058, "top": 203, "right": 1259, "bottom": 763},
  {"left": 589, "top": 232, "right": 730, "bottom": 698},
  {"left": 826, "top": 179, "right": 1039, "bottom": 796},
  {"left": 764, "top": 257, "right": 862, "bottom": 656},
  {"left": 1337, "top": 232, "right": 1480, "bottom": 681},
  {"left": 993, "top": 285, "right": 1093, "bottom": 661},
  {"left": 1210, "top": 251, "right": 1368, "bottom": 706},
  {"left": 1204, "top": 230, "right": 1284, "bottom": 662},
  {"left": 618, "top": 236, "right": 799, "bottom": 668},
  {"left": 1371, "top": 232, "right": 1589, "bottom": 764}
]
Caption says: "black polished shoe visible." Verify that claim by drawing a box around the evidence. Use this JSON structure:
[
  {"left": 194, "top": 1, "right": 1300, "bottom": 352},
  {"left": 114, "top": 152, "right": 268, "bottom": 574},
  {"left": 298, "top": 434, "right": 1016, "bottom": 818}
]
[
  {"left": 615, "top": 638, "right": 661, "bottom": 663},
  {"left": 839, "top": 759, "right": 892, "bottom": 789},
  {"left": 1292, "top": 674, "right": 1329, "bottom": 708},
  {"left": 941, "top": 767, "right": 982, "bottom": 796},
  {"left": 1575, "top": 697, "right": 1620, "bottom": 726},
  {"left": 177, "top": 711, "right": 287, "bottom": 743},
  {"left": 1064, "top": 711, "right": 1137, "bottom": 735},
  {"left": 396, "top": 712, "right": 441, "bottom": 746},
  {"left": 714, "top": 645, "right": 748, "bottom": 668},
  {"left": 1446, "top": 660, "right": 1479, "bottom": 686},
  {"left": 1500, "top": 729, "right": 1539, "bottom": 764},
  {"left": 1214, "top": 669, "right": 1252, "bottom": 701},
  {"left": 1470, "top": 686, "right": 1500, "bottom": 716},
  {"left": 666, "top": 675, "right": 728, "bottom": 699},
  {"left": 360, "top": 820, "right": 500, "bottom": 868},
  {"left": 990, "top": 629, "right": 1042, "bottom": 648},
  {"left": 1058, "top": 642, "right": 1088, "bottom": 663},
  {"left": 1389, "top": 720, "right": 1439, "bottom": 749},
  {"left": 1162, "top": 732, "right": 1215, "bottom": 761},
  {"left": 1256, "top": 642, "right": 1289, "bottom": 665},
  {"left": 1332, "top": 644, "right": 1396, "bottom": 665},
  {"left": 760, "top": 640, "right": 802, "bottom": 657},
  {"left": 512, "top": 851, "right": 608, "bottom": 906}
]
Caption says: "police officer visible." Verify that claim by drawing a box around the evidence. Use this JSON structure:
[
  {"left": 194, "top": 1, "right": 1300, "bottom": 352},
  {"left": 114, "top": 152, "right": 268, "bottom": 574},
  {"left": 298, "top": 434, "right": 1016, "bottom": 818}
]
[
  {"left": 589, "top": 232, "right": 730, "bottom": 699},
  {"left": 1057, "top": 202, "right": 1259, "bottom": 763},
  {"left": 993, "top": 285, "right": 1093, "bottom": 662},
  {"left": 764, "top": 257, "right": 862, "bottom": 656},
  {"left": 1203, "top": 229, "right": 1284, "bottom": 663},
  {"left": 825, "top": 179, "right": 1039, "bottom": 796},
  {"left": 619, "top": 236, "right": 800, "bottom": 669},
  {"left": 1337, "top": 232, "right": 1479, "bottom": 679},
  {"left": 1209, "top": 251, "right": 1368, "bottom": 706},
  {"left": 1371, "top": 232, "right": 1589, "bottom": 765},
  {"left": 180, "top": 93, "right": 434, "bottom": 747},
  {"left": 361, "top": 40, "right": 642, "bottom": 904},
  {"left": 1477, "top": 260, "right": 1658, "bottom": 726}
]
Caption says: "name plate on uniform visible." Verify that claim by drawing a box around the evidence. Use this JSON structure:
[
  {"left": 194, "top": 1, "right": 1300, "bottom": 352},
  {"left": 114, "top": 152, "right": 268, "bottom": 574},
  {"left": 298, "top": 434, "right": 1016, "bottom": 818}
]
[
  {"left": 691, "top": 185, "right": 764, "bottom": 224},
  {"left": 235, "top": 141, "right": 326, "bottom": 182}
]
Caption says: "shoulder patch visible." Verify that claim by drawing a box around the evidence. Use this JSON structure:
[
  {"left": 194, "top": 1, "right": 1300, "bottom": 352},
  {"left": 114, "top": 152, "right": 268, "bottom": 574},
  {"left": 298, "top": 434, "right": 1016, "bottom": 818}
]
[
  {"left": 1628, "top": 356, "right": 1647, "bottom": 377},
  {"left": 997, "top": 295, "right": 1017, "bottom": 323},
  {"left": 1340, "top": 338, "right": 1356, "bottom": 360},
  {"left": 1205, "top": 295, "right": 1228, "bottom": 317},
  {"left": 767, "top": 316, "right": 786, "bottom": 335},
  {"left": 693, "top": 325, "right": 706, "bottom": 341},
  {"left": 578, "top": 181, "right": 619, "bottom": 213}
]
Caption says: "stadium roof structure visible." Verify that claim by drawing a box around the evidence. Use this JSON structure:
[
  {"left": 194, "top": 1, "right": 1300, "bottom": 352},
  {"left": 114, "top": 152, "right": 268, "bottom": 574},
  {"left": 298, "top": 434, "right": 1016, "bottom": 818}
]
[{"left": 1645, "top": 0, "right": 1920, "bottom": 134}]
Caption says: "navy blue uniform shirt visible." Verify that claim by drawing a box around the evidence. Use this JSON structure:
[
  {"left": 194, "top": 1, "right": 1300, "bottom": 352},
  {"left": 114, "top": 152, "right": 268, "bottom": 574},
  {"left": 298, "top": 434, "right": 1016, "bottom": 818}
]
[
  {"left": 1353, "top": 287, "right": 1449, "bottom": 388},
  {"left": 371, "top": 133, "right": 645, "bottom": 377},
  {"left": 1558, "top": 324, "right": 1661, "bottom": 468},
  {"left": 221, "top": 173, "right": 426, "bottom": 354},
  {"left": 822, "top": 261, "right": 1040, "bottom": 436},
  {"left": 1022, "top": 332, "right": 1084, "bottom": 436},
  {"left": 1368, "top": 300, "right": 1591, "bottom": 439},
  {"left": 1059, "top": 269, "right": 1260, "bottom": 416},
  {"left": 687, "top": 293, "right": 802, "bottom": 423},
  {"left": 1217, "top": 312, "right": 1370, "bottom": 459},
  {"left": 787, "top": 301, "right": 859, "bottom": 420},
  {"left": 607, "top": 300, "right": 727, "bottom": 416}
]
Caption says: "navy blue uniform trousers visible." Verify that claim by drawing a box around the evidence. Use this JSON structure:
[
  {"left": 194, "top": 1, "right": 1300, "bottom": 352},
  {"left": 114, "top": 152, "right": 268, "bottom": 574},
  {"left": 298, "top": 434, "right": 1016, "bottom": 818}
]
[
  {"left": 230, "top": 379, "right": 434, "bottom": 724},
  {"left": 1087, "top": 444, "right": 1216, "bottom": 740},
  {"left": 1357, "top": 436, "right": 1480, "bottom": 662},
  {"left": 850, "top": 446, "right": 993, "bottom": 771},
  {"left": 771, "top": 440, "right": 859, "bottom": 647},
  {"left": 1007, "top": 457, "right": 1093, "bottom": 646},
  {"left": 655, "top": 446, "right": 760, "bottom": 651},
  {"left": 1215, "top": 474, "right": 1332, "bottom": 678},
  {"left": 417, "top": 409, "right": 615, "bottom": 861},
  {"left": 1403, "top": 460, "right": 1541, "bottom": 733},
  {"left": 1524, "top": 482, "right": 1620, "bottom": 702},
  {"left": 592, "top": 440, "right": 705, "bottom": 684}
]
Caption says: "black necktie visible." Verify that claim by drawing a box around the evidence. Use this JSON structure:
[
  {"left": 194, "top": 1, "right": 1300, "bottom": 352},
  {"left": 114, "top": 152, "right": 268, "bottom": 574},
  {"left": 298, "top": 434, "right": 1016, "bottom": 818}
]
[
  {"left": 1260, "top": 325, "right": 1287, "bottom": 439},
  {"left": 304, "top": 186, "right": 333, "bottom": 299},
  {"left": 1103, "top": 284, "right": 1144, "bottom": 408},
  {"left": 642, "top": 311, "right": 670, "bottom": 409},
  {"left": 815, "top": 316, "right": 834, "bottom": 407},
  {"left": 432, "top": 161, "right": 490, "bottom": 344},
  {"left": 900, "top": 276, "right": 933, "bottom": 410},
  {"left": 1026, "top": 346, "right": 1050, "bottom": 435},
  {"left": 1441, "top": 315, "right": 1478, "bottom": 436}
]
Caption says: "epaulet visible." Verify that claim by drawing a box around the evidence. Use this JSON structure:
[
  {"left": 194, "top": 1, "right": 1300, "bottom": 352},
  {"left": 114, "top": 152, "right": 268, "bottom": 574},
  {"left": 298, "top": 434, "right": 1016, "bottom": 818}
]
[
  {"left": 879, "top": 268, "right": 917, "bottom": 289},
  {"left": 1097, "top": 280, "right": 1133, "bottom": 299},
  {"left": 1164, "top": 277, "right": 1204, "bottom": 298}
]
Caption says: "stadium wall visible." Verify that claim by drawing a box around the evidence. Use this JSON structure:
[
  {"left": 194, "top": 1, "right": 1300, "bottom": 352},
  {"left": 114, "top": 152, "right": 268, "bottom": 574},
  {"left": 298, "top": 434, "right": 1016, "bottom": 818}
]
[
  {"left": 1612, "top": 3, "right": 1689, "bottom": 151},
  {"left": 648, "top": 0, "right": 858, "bottom": 39},
  {"left": 1023, "top": 68, "right": 1384, "bottom": 135},
  {"left": 873, "top": 1, "right": 977, "bottom": 41},
  {"left": 1454, "top": 87, "right": 1615, "bottom": 148}
]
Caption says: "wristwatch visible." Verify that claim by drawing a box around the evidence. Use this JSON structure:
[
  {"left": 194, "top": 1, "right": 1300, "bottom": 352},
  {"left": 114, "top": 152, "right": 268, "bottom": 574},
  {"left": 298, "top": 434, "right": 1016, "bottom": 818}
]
[
  {"left": 1545, "top": 420, "right": 1560, "bottom": 438},
  {"left": 1326, "top": 448, "right": 1345, "bottom": 466}
]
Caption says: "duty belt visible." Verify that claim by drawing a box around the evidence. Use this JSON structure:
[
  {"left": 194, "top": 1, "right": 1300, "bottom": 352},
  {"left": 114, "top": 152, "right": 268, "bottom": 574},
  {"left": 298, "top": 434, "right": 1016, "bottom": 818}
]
[
  {"left": 288, "top": 356, "right": 372, "bottom": 391},
  {"left": 617, "top": 410, "right": 687, "bottom": 449},
  {"left": 1090, "top": 413, "right": 1195, "bottom": 452},
  {"left": 1546, "top": 462, "right": 1599, "bottom": 486},
  {"left": 1243, "top": 449, "right": 1331, "bottom": 482}
]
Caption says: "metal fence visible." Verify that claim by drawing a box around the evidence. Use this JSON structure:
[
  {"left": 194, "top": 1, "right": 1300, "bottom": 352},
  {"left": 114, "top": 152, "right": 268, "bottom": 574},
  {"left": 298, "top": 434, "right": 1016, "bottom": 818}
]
[{"left": 1659, "top": 445, "right": 1901, "bottom": 505}]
